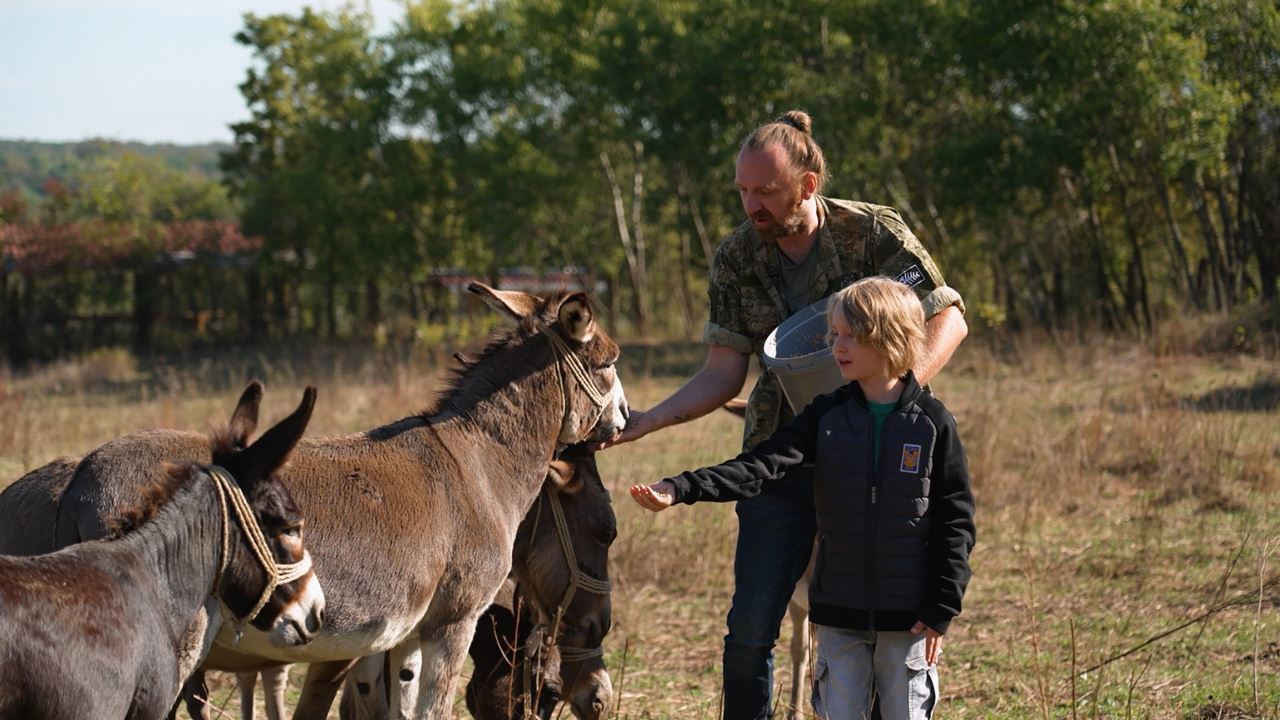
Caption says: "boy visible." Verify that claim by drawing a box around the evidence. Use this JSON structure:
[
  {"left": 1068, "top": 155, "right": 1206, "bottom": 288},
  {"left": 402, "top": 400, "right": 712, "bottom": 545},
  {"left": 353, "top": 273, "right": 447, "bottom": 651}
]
[{"left": 631, "top": 276, "right": 975, "bottom": 719}]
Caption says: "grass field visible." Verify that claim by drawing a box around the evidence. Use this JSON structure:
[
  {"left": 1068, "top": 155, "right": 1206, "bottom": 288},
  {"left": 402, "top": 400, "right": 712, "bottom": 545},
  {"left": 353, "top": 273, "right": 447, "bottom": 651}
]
[{"left": 1, "top": 333, "right": 1276, "bottom": 719}]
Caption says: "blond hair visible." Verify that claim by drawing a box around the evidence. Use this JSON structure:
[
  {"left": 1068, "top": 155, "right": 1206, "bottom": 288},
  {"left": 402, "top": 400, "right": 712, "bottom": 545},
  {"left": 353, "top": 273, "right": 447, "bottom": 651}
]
[
  {"left": 826, "top": 277, "right": 925, "bottom": 378},
  {"left": 741, "top": 110, "right": 829, "bottom": 192}
]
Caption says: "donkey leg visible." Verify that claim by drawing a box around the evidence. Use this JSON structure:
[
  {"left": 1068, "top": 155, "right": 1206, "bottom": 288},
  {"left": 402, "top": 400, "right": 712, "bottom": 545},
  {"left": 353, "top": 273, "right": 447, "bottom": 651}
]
[
  {"left": 411, "top": 617, "right": 483, "bottom": 719},
  {"left": 339, "top": 654, "right": 390, "bottom": 720},
  {"left": 236, "top": 671, "right": 258, "bottom": 720},
  {"left": 174, "top": 670, "right": 211, "bottom": 720},
  {"left": 291, "top": 659, "right": 357, "bottom": 720},
  {"left": 261, "top": 665, "right": 290, "bottom": 720},
  {"left": 388, "top": 636, "right": 424, "bottom": 720}
]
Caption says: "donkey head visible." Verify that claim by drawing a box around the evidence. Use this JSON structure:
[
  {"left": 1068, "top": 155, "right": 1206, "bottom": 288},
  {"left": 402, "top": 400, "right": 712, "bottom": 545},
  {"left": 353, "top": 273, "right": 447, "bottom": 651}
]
[
  {"left": 468, "top": 283, "right": 629, "bottom": 447},
  {"left": 208, "top": 386, "right": 325, "bottom": 647},
  {"left": 513, "top": 443, "right": 615, "bottom": 720}
]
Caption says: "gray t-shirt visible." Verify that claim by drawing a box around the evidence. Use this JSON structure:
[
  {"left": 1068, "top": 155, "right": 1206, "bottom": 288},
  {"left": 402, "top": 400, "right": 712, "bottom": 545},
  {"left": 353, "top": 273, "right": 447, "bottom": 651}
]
[{"left": 779, "top": 240, "right": 821, "bottom": 314}]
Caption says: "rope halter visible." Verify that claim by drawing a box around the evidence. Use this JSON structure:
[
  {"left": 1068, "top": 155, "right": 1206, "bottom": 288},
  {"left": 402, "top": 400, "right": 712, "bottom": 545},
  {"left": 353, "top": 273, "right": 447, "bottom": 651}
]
[
  {"left": 540, "top": 326, "right": 611, "bottom": 443},
  {"left": 543, "top": 488, "right": 611, "bottom": 663},
  {"left": 208, "top": 465, "right": 313, "bottom": 624}
]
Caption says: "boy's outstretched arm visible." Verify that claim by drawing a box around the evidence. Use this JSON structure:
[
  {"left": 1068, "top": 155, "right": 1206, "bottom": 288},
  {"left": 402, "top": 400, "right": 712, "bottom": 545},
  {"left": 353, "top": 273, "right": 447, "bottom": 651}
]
[{"left": 629, "top": 480, "right": 676, "bottom": 511}]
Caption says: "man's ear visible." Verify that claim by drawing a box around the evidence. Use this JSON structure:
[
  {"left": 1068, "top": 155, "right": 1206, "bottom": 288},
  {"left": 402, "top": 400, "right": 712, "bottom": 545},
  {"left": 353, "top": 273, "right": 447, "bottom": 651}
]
[{"left": 800, "top": 170, "right": 819, "bottom": 199}]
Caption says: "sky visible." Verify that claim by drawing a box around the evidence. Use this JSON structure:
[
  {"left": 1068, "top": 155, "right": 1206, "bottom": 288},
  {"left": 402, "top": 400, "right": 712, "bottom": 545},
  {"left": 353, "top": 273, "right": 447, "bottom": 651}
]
[{"left": 0, "top": 0, "right": 402, "bottom": 145}]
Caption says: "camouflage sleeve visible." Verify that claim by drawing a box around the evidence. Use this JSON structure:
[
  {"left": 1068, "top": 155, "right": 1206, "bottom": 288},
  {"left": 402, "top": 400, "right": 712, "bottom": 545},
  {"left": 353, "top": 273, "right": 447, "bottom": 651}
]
[
  {"left": 869, "top": 208, "right": 966, "bottom": 319},
  {"left": 701, "top": 242, "right": 753, "bottom": 355}
]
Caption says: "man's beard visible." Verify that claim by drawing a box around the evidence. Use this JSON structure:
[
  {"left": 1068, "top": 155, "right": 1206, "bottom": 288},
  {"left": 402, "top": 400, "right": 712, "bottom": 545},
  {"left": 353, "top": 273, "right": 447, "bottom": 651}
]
[{"left": 753, "top": 191, "right": 807, "bottom": 241}]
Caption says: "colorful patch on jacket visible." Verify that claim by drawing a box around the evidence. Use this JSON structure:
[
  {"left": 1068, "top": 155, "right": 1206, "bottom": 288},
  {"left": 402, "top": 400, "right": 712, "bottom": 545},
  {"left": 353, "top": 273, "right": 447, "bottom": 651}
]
[{"left": 900, "top": 443, "right": 922, "bottom": 474}]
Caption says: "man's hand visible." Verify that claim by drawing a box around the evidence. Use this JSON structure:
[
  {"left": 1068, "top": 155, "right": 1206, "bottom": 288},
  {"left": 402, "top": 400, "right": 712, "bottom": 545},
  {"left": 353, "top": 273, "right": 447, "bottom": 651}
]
[
  {"left": 591, "top": 408, "right": 659, "bottom": 451},
  {"left": 910, "top": 621, "right": 944, "bottom": 666},
  {"left": 629, "top": 480, "right": 676, "bottom": 511}
]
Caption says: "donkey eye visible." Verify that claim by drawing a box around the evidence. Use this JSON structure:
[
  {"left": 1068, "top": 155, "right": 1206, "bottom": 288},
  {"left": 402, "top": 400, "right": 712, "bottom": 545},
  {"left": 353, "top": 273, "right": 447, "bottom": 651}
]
[{"left": 282, "top": 525, "right": 302, "bottom": 539}]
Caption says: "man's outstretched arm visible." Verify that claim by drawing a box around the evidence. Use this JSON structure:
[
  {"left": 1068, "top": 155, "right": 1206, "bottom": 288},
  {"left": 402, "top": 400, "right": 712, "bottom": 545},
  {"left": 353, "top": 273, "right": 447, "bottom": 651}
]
[{"left": 595, "top": 344, "right": 750, "bottom": 449}]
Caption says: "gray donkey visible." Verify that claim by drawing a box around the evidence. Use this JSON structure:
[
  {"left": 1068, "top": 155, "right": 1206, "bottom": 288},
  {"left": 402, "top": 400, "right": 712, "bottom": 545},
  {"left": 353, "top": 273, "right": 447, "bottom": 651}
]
[
  {"left": 37, "top": 284, "right": 628, "bottom": 719},
  {"left": 0, "top": 386, "right": 325, "bottom": 720}
]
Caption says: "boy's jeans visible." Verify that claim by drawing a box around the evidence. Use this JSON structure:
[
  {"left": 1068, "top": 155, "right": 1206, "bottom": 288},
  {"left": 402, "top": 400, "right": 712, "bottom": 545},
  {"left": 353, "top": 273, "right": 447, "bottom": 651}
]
[
  {"left": 811, "top": 625, "right": 939, "bottom": 720},
  {"left": 723, "top": 466, "right": 816, "bottom": 720}
]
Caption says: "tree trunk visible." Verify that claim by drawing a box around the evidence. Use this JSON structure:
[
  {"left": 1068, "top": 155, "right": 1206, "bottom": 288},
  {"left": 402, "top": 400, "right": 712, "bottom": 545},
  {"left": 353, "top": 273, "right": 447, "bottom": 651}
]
[
  {"left": 133, "top": 264, "right": 156, "bottom": 357},
  {"left": 1150, "top": 170, "right": 1199, "bottom": 307},
  {"left": 599, "top": 147, "right": 649, "bottom": 335},
  {"left": 1181, "top": 167, "right": 1231, "bottom": 310},
  {"left": 675, "top": 169, "right": 715, "bottom": 268},
  {"left": 247, "top": 266, "right": 266, "bottom": 342},
  {"left": 1107, "top": 145, "right": 1151, "bottom": 333},
  {"left": 366, "top": 279, "right": 381, "bottom": 328}
]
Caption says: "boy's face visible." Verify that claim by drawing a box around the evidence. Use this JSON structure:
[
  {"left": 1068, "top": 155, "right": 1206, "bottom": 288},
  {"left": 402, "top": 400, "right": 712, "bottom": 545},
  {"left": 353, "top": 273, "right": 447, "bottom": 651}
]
[{"left": 830, "top": 315, "right": 890, "bottom": 384}]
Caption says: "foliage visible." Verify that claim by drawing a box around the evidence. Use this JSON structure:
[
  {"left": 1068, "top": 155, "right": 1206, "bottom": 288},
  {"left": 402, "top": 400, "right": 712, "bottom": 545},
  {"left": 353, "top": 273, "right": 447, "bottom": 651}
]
[{"left": 3, "top": 0, "right": 1279, "bottom": 361}]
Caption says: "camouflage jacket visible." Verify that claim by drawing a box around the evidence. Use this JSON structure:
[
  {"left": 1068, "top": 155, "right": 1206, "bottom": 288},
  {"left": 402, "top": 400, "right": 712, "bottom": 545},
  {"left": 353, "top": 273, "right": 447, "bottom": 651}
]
[{"left": 702, "top": 196, "right": 964, "bottom": 450}]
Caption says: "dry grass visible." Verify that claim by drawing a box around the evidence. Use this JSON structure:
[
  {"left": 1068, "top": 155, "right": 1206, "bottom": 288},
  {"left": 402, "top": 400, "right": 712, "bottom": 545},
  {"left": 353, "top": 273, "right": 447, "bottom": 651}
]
[{"left": 1, "top": 335, "right": 1277, "bottom": 719}]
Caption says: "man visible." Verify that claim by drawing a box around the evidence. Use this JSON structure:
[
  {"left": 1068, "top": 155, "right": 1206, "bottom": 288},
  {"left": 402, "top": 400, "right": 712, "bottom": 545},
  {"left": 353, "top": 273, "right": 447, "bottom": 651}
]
[{"left": 599, "top": 110, "right": 967, "bottom": 719}]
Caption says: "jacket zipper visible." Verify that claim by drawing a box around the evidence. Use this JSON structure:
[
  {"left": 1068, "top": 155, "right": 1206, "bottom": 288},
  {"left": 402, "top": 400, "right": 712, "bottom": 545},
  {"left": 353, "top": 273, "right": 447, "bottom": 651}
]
[{"left": 867, "top": 412, "right": 883, "bottom": 631}]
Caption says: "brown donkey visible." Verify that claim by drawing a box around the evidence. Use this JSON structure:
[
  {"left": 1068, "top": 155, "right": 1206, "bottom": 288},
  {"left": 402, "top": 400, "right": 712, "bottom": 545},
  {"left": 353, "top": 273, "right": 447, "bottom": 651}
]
[
  {"left": 43, "top": 284, "right": 628, "bottom": 719},
  {"left": 0, "top": 387, "right": 324, "bottom": 720},
  {"left": 341, "top": 443, "right": 616, "bottom": 720}
]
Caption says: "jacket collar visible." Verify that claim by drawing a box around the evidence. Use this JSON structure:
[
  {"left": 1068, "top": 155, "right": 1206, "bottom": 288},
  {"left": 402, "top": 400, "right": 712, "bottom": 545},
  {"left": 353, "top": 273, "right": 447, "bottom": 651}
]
[{"left": 845, "top": 371, "right": 924, "bottom": 412}]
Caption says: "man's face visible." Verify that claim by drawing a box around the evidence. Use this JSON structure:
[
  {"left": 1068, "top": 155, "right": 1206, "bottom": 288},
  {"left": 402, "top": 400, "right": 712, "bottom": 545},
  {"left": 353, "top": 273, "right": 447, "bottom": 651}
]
[{"left": 735, "top": 145, "right": 807, "bottom": 242}]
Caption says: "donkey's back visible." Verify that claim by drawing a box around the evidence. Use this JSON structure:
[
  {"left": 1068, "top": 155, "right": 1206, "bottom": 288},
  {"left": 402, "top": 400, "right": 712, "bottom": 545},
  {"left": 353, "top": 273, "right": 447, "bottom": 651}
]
[
  {"left": 0, "top": 456, "right": 79, "bottom": 555},
  {"left": 55, "top": 429, "right": 211, "bottom": 547}
]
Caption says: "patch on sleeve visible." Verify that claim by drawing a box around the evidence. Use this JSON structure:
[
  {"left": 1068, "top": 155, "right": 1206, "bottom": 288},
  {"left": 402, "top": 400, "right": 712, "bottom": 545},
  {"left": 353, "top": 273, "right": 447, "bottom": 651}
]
[
  {"left": 894, "top": 265, "right": 925, "bottom": 288},
  {"left": 900, "top": 444, "right": 922, "bottom": 474}
]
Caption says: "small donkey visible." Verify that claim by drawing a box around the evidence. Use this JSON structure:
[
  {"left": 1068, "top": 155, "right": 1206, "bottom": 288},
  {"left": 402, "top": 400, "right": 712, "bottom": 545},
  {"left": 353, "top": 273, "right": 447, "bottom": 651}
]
[{"left": 0, "top": 387, "right": 325, "bottom": 720}]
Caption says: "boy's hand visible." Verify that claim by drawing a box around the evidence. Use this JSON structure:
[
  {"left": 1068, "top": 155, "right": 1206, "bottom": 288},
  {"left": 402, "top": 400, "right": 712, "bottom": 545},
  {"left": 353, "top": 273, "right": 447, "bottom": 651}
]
[
  {"left": 629, "top": 480, "right": 676, "bottom": 511},
  {"left": 910, "top": 621, "right": 944, "bottom": 666}
]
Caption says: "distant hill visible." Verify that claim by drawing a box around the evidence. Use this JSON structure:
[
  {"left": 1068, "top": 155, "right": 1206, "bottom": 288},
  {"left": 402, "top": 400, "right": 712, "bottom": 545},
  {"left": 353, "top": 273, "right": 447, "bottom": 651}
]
[{"left": 0, "top": 139, "right": 230, "bottom": 200}]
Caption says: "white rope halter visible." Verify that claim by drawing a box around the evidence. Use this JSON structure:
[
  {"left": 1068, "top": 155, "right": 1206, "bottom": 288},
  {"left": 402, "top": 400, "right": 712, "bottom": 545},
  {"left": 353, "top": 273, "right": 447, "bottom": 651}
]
[
  {"left": 208, "top": 465, "right": 313, "bottom": 624},
  {"left": 540, "top": 327, "right": 610, "bottom": 443}
]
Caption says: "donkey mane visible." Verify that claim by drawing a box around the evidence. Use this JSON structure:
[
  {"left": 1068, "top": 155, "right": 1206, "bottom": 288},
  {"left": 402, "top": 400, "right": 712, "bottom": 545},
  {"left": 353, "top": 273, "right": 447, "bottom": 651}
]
[
  {"left": 416, "top": 291, "right": 577, "bottom": 420},
  {"left": 103, "top": 425, "right": 242, "bottom": 539}
]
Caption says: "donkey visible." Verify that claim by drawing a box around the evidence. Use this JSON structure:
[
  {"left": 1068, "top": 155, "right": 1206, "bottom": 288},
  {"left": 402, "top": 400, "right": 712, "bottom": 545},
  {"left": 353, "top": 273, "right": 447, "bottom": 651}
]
[
  {"left": 217, "top": 444, "right": 617, "bottom": 720},
  {"left": 0, "top": 386, "right": 325, "bottom": 720},
  {"left": 340, "top": 443, "right": 616, "bottom": 720},
  {"left": 0, "top": 380, "right": 266, "bottom": 559},
  {"left": 47, "top": 284, "right": 628, "bottom": 720},
  {"left": 0, "top": 455, "right": 81, "bottom": 555}
]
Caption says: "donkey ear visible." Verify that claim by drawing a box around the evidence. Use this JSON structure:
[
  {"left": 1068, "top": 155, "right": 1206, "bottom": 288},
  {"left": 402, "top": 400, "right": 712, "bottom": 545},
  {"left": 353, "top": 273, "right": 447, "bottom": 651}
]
[
  {"left": 229, "top": 380, "right": 265, "bottom": 448},
  {"left": 234, "top": 386, "right": 316, "bottom": 486},
  {"left": 468, "top": 282, "right": 542, "bottom": 321},
  {"left": 545, "top": 459, "right": 585, "bottom": 495},
  {"left": 556, "top": 293, "right": 595, "bottom": 343}
]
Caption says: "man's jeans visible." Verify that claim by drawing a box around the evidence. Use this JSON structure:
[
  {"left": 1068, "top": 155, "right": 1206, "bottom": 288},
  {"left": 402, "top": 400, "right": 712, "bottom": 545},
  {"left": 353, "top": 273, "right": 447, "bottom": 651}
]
[
  {"left": 811, "top": 626, "right": 938, "bottom": 720},
  {"left": 723, "top": 465, "right": 816, "bottom": 720}
]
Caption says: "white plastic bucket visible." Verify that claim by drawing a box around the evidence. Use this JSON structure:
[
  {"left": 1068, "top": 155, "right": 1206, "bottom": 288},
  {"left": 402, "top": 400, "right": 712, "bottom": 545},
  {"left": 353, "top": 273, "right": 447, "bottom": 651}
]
[{"left": 763, "top": 297, "right": 847, "bottom": 414}]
